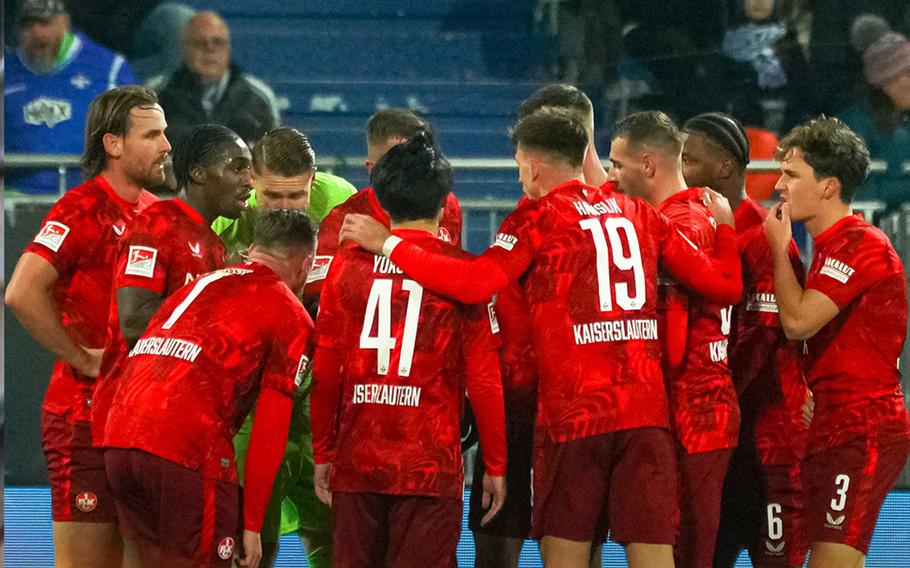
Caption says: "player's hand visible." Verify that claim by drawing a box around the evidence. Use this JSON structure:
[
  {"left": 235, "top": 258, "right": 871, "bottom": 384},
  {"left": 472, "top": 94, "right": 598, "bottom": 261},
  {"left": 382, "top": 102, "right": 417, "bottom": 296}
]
[
  {"left": 340, "top": 214, "right": 391, "bottom": 254},
  {"left": 235, "top": 530, "right": 262, "bottom": 568},
  {"left": 801, "top": 392, "right": 815, "bottom": 427},
  {"left": 764, "top": 202, "right": 792, "bottom": 254},
  {"left": 314, "top": 463, "right": 333, "bottom": 506},
  {"left": 74, "top": 347, "right": 104, "bottom": 378},
  {"left": 479, "top": 474, "right": 506, "bottom": 526},
  {"left": 701, "top": 188, "right": 734, "bottom": 227}
]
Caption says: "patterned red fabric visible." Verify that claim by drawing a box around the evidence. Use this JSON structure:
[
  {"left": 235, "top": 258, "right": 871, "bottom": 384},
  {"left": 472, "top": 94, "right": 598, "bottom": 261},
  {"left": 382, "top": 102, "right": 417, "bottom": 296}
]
[
  {"left": 802, "top": 214, "right": 910, "bottom": 453},
  {"left": 658, "top": 188, "right": 740, "bottom": 454},
  {"left": 311, "top": 230, "right": 503, "bottom": 498},
  {"left": 92, "top": 199, "right": 227, "bottom": 442},
  {"left": 305, "top": 187, "right": 461, "bottom": 297},
  {"left": 23, "top": 176, "right": 157, "bottom": 421},
  {"left": 103, "top": 262, "right": 313, "bottom": 485},
  {"left": 387, "top": 180, "right": 742, "bottom": 443},
  {"left": 732, "top": 198, "right": 809, "bottom": 465}
]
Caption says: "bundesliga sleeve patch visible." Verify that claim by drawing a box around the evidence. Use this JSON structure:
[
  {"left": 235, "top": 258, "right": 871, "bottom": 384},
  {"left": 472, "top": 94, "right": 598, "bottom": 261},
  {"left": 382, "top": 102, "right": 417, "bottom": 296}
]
[
  {"left": 492, "top": 233, "right": 518, "bottom": 251},
  {"left": 306, "top": 256, "right": 333, "bottom": 284},
  {"left": 33, "top": 221, "right": 70, "bottom": 252},
  {"left": 124, "top": 246, "right": 158, "bottom": 278}
]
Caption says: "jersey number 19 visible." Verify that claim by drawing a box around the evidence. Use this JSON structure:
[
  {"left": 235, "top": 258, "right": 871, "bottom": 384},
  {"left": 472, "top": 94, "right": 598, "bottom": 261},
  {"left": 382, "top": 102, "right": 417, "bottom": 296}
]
[{"left": 580, "top": 217, "right": 646, "bottom": 312}]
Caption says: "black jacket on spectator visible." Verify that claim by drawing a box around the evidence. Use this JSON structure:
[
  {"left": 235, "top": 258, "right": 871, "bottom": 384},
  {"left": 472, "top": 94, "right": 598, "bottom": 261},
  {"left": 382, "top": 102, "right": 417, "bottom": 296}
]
[{"left": 150, "top": 62, "right": 280, "bottom": 146}]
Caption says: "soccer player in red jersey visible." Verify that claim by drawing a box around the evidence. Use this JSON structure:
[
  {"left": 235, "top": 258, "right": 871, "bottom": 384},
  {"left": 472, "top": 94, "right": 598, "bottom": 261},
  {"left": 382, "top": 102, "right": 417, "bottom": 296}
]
[
  {"left": 102, "top": 209, "right": 317, "bottom": 568},
  {"left": 310, "top": 133, "right": 507, "bottom": 568},
  {"left": 304, "top": 108, "right": 462, "bottom": 298},
  {"left": 681, "top": 113, "right": 810, "bottom": 568},
  {"left": 340, "top": 108, "right": 743, "bottom": 568},
  {"left": 606, "top": 110, "right": 741, "bottom": 568},
  {"left": 764, "top": 117, "right": 910, "bottom": 568},
  {"left": 91, "top": 124, "right": 252, "bottom": 445},
  {"left": 5, "top": 85, "right": 168, "bottom": 568}
]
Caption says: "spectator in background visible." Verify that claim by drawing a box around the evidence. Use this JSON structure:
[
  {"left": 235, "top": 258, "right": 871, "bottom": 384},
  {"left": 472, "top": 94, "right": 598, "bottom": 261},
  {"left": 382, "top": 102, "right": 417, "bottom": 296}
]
[
  {"left": 719, "top": 0, "right": 810, "bottom": 131},
  {"left": 5, "top": 0, "right": 137, "bottom": 195},
  {"left": 147, "top": 11, "right": 281, "bottom": 147},
  {"left": 840, "top": 25, "right": 910, "bottom": 212}
]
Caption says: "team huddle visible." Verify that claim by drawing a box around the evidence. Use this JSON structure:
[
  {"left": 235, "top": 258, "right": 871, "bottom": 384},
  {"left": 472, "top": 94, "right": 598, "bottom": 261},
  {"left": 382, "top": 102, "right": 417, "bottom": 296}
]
[{"left": 6, "top": 82, "right": 910, "bottom": 568}]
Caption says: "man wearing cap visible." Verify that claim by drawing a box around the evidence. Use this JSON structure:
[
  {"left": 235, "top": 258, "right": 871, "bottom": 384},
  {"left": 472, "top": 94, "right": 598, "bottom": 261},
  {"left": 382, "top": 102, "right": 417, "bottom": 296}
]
[
  {"left": 682, "top": 112, "right": 811, "bottom": 568},
  {"left": 5, "top": 0, "right": 138, "bottom": 195}
]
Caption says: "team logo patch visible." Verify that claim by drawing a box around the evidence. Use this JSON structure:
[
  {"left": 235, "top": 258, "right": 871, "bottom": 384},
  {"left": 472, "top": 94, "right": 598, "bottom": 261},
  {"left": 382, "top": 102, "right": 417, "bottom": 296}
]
[
  {"left": 819, "top": 257, "right": 855, "bottom": 284},
  {"left": 112, "top": 222, "right": 126, "bottom": 236},
  {"left": 124, "top": 246, "right": 158, "bottom": 278},
  {"left": 492, "top": 233, "right": 517, "bottom": 251},
  {"left": 75, "top": 491, "right": 97, "bottom": 512},
  {"left": 306, "top": 256, "right": 333, "bottom": 284},
  {"left": 34, "top": 221, "right": 70, "bottom": 252},
  {"left": 217, "top": 537, "right": 235, "bottom": 560},
  {"left": 24, "top": 96, "right": 72, "bottom": 128},
  {"left": 295, "top": 354, "right": 311, "bottom": 389},
  {"left": 437, "top": 227, "right": 452, "bottom": 243}
]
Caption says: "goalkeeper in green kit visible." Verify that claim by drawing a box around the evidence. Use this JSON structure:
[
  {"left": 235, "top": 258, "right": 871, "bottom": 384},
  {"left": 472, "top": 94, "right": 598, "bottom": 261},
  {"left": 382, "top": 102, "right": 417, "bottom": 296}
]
[{"left": 212, "top": 127, "right": 355, "bottom": 567}]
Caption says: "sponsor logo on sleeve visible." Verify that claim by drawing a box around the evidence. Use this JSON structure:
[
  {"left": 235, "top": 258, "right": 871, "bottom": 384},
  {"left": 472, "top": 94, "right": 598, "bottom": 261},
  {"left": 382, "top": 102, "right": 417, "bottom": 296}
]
[
  {"left": 124, "top": 246, "right": 158, "bottom": 278},
  {"left": 33, "top": 221, "right": 70, "bottom": 252},
  {"left": 746, "top": 292, "right": 779, "bottom": 313},
  {"left": 492, "top": 233, "right": 518, "bottom": 251},
  {"left": 295, "top": 354, "right": 311, "bottom": 388},
  {"left": 819, "top": 257, "right": 855, "bottom": 284},
  {"left": 306, "top": 256, "right": 333, "bottom": 284},
  {"left": 217, "top": 537, "right": 235, "bottom": 560}
]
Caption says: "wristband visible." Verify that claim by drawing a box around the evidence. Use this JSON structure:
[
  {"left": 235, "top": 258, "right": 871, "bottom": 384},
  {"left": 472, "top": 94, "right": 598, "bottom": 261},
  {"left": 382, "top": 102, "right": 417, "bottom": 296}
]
[{"left": 382, "top": 235, "right": 403, "bottom": 257}]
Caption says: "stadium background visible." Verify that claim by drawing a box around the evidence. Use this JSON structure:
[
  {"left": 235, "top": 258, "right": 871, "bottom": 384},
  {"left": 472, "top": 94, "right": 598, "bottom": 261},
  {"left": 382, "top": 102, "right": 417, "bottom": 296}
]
[{"left": 5, "top": 0, "right": 910, "bottom": 564}]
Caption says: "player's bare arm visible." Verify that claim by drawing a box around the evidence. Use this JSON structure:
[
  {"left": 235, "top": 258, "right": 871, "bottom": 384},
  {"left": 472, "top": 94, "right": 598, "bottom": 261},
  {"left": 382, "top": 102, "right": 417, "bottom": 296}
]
[
  {"left": 117, "top": 286, "right": 164, "bottom": 348},
  {"left": 340, "top": 213, "right": 390, "bottom": 254},
  {"left": 764, "top": 203, "right": 839, "bottom": 340},
  {"left": 5, "top": 252, "right": 103, "bottom": 377}
]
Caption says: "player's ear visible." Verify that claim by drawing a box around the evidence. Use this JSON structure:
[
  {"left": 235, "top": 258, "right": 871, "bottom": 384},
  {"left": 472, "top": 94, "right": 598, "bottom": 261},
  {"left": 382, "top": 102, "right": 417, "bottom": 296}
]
[
  {"left": 190, "top": 165, "right": 207, "bottom": 185},
  {"left": 821, "top": 176, "right": 840, "bottom": 201},
  {"left": 103, "top": 133, "right": 124, "bottom": 159},
  {"left": 718, "top": 158, "right": 734, "bottom": 180},
  {"left": 642, "top": 153, "right": 656, "bottom": 178}
]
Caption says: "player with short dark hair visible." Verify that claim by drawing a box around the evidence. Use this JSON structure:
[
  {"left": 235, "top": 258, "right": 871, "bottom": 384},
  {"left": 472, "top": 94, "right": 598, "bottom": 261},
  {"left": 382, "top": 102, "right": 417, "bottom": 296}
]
[
  {"left": 5, "top": 85, "right": 167, "bottom": 567},
  {"left": 305, "top": 108, "right": 462, "bottom": 299},
  {"left": 608, "top": 110, "right": 741, "bottom": 568},
  {"left": 103, "top": 208, "right": 317, "bottom": 568},
  {"left": 91, "top": 124, "right": 252, "bottom": 453},
  {"left": 340, "top": 108, "right": 744, "bottom": 568},
  {"left": 310, "top": 134, "right": 506, "bottom": 567},
  {"left": 764, "top": 116, "right": 910, "bottom": 568},
  {"left": 682, "top": 112, "right": 810, "bottom": 568}
]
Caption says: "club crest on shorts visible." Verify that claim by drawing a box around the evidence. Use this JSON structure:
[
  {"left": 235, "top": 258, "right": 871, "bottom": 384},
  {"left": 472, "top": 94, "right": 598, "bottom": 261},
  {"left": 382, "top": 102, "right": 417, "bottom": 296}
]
[
  {"left": 75, "top": 491, "right": 97, "bottom": 512},
  {"left": 124, "top": 246, "right": 158, "bottom": 278},
  {"left": 217, "top": 537, "right": 235, "bottom": 560}
]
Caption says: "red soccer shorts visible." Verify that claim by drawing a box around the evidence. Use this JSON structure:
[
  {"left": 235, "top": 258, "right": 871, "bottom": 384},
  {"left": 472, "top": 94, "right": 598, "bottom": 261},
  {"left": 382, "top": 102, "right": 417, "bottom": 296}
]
[
  {"left": 531, "top": 427, "right": 679, "bottom": 546},
  {"left": 42, "top": 410, "right": 117, "bottom": 522},
  {"left": 803, "top": 436, "right": 910, "bottom": 554},
  {"left": 104, "top": 448, "right": 241, "bottom": 567},
  {"left": 332, "top": 492, "right": 462, "bottom": 568},
  {"left": 675, "top": 447, "right": 733, "bottom": 568}
]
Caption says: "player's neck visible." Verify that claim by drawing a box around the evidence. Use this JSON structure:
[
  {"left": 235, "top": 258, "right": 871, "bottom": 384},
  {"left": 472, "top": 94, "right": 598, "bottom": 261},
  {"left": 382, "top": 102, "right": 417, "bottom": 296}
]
[
  {"left": 390, "top": 219, "right": 439, "bottom": 234},
  {"left": 720, "top": 181, "right": 747, "bottom": 212},
  {"left": 99, "top": 167, "right": 144, "bottom": 203},
  {"left": 650, "top": 172, "right": 687, "bottom": 207},
  {"left": 181, "top": 187, "right": 218, "bottom": 224},
  {"left": 806, "top": 201, "right": 854, "bottom": 238}
]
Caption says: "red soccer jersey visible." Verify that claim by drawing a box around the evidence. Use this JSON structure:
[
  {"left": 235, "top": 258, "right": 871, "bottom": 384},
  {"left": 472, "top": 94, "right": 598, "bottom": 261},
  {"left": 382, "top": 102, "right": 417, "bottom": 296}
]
[
  {"left": 658, "top": 188, "right": 740, "bottom": 454},
  {"left": 731, "top": 198, "right": 808, "bottom": 465},
  {"left": 92, "top": 199, "right": 227, "bottom": 442},
  {"left": 23, "top": 176, "right": 157, "bottom": 421},
  {"left": 495, "top": 282, "right": 538, "bottom": 425},
  {"left": 305, "top": 187, "right": 462, "bottom": 296},
  {"left": 311, "top": 230, "right": 503, "bottom": 498},
  {"left": 395, "top": 180, "right": 739, "bottom": 444},
  {"left": 103, "top": 262, "right": 313, "bottom": 482},
  {"left": 802, "top": 214, "right": 910, "bottom": 453}
]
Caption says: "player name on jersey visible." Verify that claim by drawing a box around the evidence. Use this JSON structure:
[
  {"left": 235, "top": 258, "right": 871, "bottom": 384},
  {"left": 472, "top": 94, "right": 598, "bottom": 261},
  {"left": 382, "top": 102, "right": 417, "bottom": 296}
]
[
  {"left": 128, "top": 337, "right": 203, "bottom": 363},
  {"left": 573, "top": 197, "right": 623, "bottom": 217},
  {"left": 373, "top": 256, "right": 404, "bottom": 275},
  {"left": 573, "top": 318, "right": 659, "bottom": 345},
  {"left": 710, "top": 338, "right": 729, "bottom": 363},
  {"left": 352, "top": 383, "right": 422, "bottom": 407}
]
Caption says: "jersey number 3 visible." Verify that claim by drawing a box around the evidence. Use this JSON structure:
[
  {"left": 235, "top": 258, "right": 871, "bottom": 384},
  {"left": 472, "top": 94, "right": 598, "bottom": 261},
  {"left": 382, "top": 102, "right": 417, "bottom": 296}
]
[
  {"left": 580, "top": 217, "right": 646, "bottom": 312},
  {"left": 360, "top": 279, "right": 423, "bottom": 377}
]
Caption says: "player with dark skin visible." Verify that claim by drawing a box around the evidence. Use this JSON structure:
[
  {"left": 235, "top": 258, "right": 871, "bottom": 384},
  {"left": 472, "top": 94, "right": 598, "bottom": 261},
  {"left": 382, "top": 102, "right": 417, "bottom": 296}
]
[{"left": 117, "top": 128, "right": 253, "bottom": 348}]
